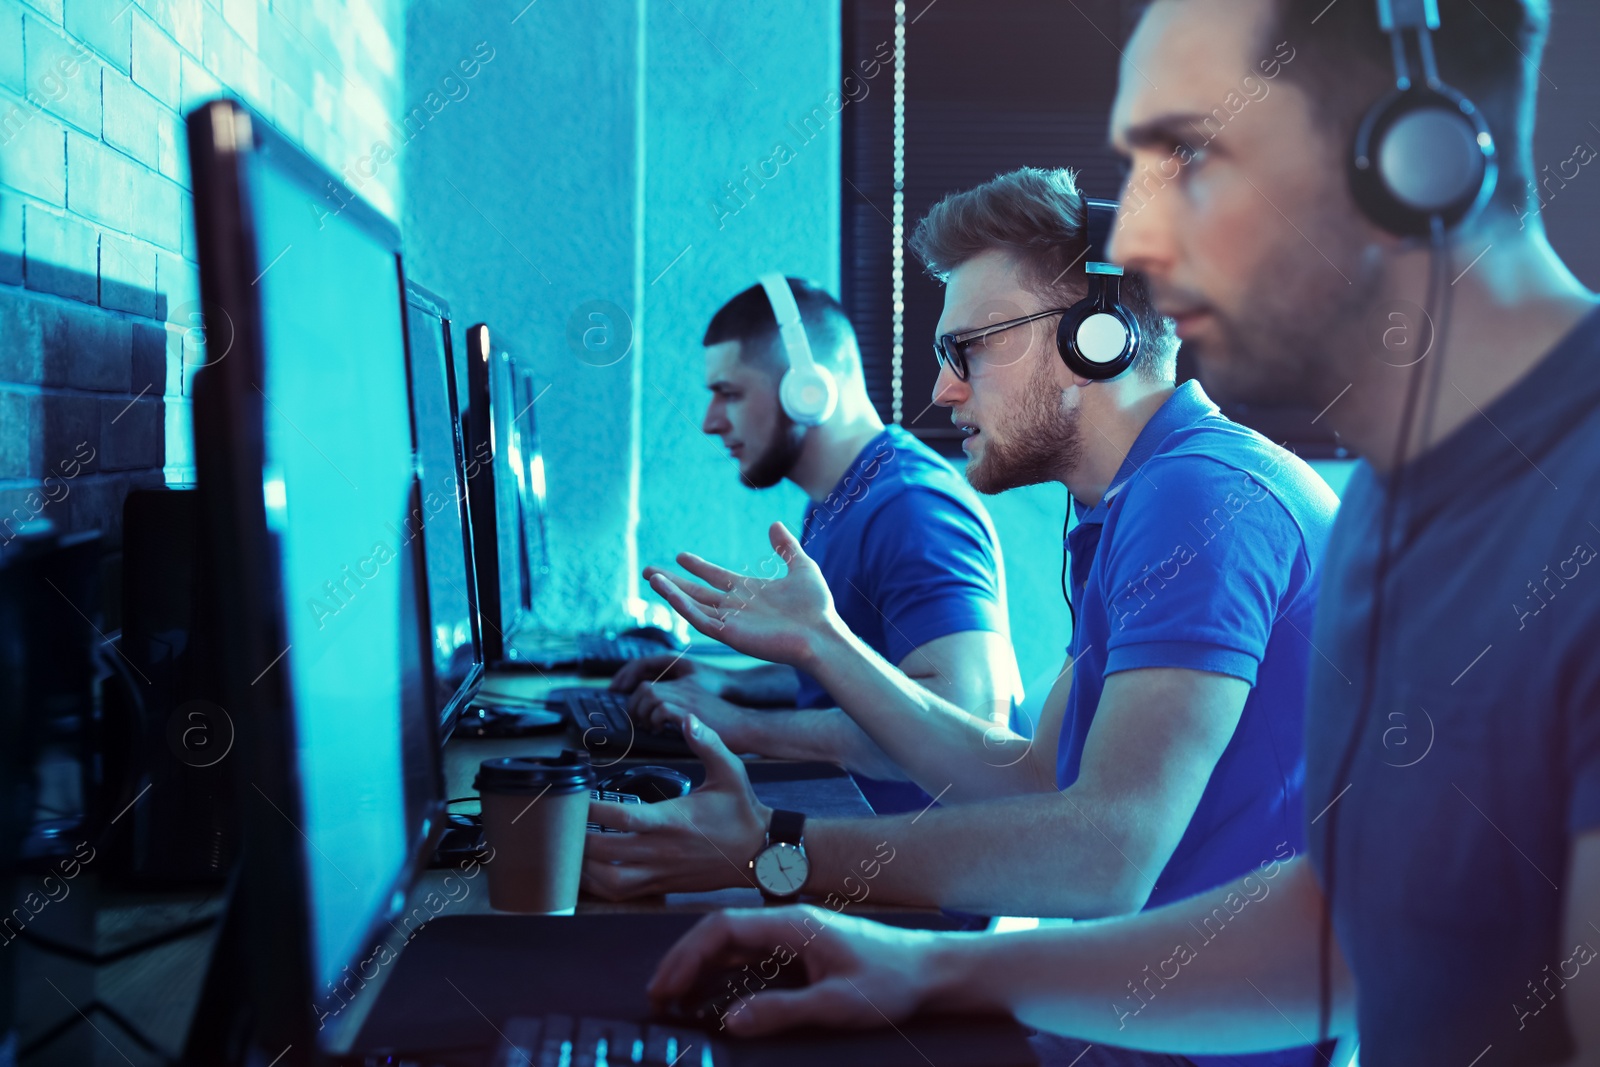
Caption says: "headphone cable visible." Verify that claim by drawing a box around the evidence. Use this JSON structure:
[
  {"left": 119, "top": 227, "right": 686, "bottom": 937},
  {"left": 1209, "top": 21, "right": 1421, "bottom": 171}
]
[
  {"left": 1316, "top": 214, "right": 1451, "bottom": 1042},
  {"left": 1060, "top": 497, "right": 1077, "bottom": 631}
]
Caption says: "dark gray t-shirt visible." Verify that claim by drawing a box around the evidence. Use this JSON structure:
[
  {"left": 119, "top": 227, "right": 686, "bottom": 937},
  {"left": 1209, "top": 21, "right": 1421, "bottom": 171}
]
[{"left": 1306, "top": 305, "right": 1600, "bottom": 1067}]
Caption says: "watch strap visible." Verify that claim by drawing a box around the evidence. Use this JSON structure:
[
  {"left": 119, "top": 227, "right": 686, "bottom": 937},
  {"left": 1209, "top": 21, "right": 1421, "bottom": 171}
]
[{"left": 767, "top": 808, "right": 806, "bottom": 847}]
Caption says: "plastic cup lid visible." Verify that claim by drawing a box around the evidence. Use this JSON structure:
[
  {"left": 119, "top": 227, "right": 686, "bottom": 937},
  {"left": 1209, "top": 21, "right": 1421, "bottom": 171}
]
[{"left": 473, "top": 753, "right": 596, "bottom": 795}]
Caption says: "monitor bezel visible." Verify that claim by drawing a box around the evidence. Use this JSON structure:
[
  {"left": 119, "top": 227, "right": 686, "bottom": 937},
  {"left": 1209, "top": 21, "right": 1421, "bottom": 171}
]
[
  {"left": 188, "top": 97, "right": 447, "bottom": 1063},
  {"left": 459, "top": 322, "right": 529, "bottom": 660},
  {"left": 403, "top": 280, "right": 485, "bottom": 738}
]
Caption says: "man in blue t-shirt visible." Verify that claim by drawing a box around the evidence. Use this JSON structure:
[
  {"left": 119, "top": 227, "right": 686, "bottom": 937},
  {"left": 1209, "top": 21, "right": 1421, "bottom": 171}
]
[
  {"left": 590, "top": 167, "right": 1333, "bottom": 1067},
  {"left": 643, "top": 4, "right": 1600, "bottom": 1066},
  {"left": 610, "top": 277, "right": 1021, "bottom": 813}
]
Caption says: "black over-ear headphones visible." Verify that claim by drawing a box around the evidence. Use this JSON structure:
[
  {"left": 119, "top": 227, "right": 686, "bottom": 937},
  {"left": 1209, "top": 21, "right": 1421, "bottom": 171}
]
[
  {"left": 1350, "top": 0, "right": 1498, "bottom": 237},
  {"left": 1057, "top": 198, "right": 1142, "bottom": 381}
]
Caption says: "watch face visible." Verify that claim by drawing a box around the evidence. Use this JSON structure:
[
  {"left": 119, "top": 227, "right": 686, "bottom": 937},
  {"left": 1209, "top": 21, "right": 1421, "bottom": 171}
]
[{"left": 753, "top": 842, "right": 809, "bottom": 896}]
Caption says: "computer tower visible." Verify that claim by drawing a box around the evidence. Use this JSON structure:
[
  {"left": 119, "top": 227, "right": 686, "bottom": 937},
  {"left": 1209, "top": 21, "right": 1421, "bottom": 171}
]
[{"left": 117, "top": 488, "right": 236, "bottom": 883}]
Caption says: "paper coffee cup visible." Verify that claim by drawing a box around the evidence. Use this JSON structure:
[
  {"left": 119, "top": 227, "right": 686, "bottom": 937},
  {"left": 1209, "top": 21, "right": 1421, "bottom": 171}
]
[{"left": 474, "top": 754, "right": 595, "bottom": 914}]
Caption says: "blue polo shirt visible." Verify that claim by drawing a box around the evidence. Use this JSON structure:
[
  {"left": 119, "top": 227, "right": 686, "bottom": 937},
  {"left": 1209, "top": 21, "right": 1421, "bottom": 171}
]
[
  {"left": 1305, "top": 306, "right": 1600, "bottom": 1067},
  {"left": 797, "top": 425, "right": 1010, "bottom": 813},
  {"left": 1064, "top": 381, "right": 1336, "bottom": 1067}
]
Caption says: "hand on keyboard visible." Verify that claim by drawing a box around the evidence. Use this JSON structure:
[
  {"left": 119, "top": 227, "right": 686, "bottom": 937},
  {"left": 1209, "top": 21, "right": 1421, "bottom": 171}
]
[
  {"left": 610, "top": 654, "right": 729, "bottom": 696},
  {"left": 624, "top": 681, "right": 761, "bottom": 755}
]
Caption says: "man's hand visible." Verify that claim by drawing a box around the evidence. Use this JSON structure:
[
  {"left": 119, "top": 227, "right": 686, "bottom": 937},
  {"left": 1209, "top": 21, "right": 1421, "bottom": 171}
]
[
  {"left": 625, "top": 680, "right": 761, "bottom": 754},
  {"left": 646, "top": 522, "right": 842, "bottom": 670},
  {"left": 582, "top": 715, "right": 772, "bottom": 899},
  {"left": 647, "top": 906, "right": 941, "bottom": 1036},
  {"left": 609, "top": 653, "right": 727, "bottom": 697}
]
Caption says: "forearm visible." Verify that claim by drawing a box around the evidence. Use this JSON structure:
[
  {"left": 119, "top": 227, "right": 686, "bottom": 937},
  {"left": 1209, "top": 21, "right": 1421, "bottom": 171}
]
[
  {"left": 803, "top": 787, "right": 1196, "bottom": 918},
  {"left": 919, "top": 857, "right": 1355, "bottom": 1052},
  {"left": 727, "top": 708, "right": 909, "bottom": 782},
  {"left": 801, "top": 628, "right": 1043, "bottom": 802},
  {"left": 721, "top": 663, "right": 800, "bottom": 706}
]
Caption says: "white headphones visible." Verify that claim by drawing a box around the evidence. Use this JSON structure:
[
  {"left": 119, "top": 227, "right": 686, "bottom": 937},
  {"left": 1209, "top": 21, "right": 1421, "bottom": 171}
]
[{"left": 758, "top": 273, "right": 838, "bottom": 427}]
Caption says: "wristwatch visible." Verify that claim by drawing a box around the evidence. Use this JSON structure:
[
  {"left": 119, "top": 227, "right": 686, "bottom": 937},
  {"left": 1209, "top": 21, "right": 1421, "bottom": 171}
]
[{"left": 750, "top": 809, "right": 809, "bottom": 900}]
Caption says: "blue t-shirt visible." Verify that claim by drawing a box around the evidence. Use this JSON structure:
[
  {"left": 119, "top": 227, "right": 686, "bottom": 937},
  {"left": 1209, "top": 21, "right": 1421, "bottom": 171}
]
[
  {"left": 1064, "top": 381, "right": 1336, "bottom": 1067},
  {"left": 1305, "top": 306, "right": 1600, "bottom": 1067},
  {"left": 797, "top": 425, "right": 1009, "bottom": 813}
]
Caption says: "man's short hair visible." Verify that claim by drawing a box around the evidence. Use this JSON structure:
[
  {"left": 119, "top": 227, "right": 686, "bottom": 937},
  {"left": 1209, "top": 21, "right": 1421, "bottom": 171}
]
[
  {"left": 1261, "top": 0, "right": 1549, "bottom": 219},
  {"left": 908, "top": 167, "right": 1178, "bottom": 383},
  {"left": 702, "top": 278, "right": 858, "bottom": 376}
]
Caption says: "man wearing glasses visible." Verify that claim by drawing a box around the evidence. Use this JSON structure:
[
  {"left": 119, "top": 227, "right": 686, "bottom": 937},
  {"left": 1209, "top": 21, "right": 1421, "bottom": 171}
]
[{"left": 589, "top": 169, "right": 1332, "bottom": 1066}]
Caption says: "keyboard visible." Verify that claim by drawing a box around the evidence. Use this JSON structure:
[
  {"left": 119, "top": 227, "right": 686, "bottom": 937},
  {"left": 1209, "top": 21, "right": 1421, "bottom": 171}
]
[
  {"left": 551, "top": 688, "right": 692, "bottom": 757},
  {"left": 505, "top": 632, "right": 683, "bottom": 676},
  {"left": 573, "top": 634, "right": 680, "bottom": 676},
  {"left": 492, "top": 1013, "right": 722, "bottom": 1067}
]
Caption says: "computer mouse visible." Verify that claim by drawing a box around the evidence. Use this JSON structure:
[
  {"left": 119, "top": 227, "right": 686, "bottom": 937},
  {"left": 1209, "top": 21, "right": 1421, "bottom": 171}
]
[
  {"left": 457, "top": 703, "right": 565, "bottom": 739},
  {"left": 661, "top": 953, "right": 810, "bottom": 1029},
  {"left": 595, "top": 765, "right": 692, "bottom": 803},
  {"left": 619, "top": 625, "right": 687, "bottom": 651}
]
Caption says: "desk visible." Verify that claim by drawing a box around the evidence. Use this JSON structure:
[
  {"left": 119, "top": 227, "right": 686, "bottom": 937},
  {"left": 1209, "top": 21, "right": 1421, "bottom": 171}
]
[
  {"left": 318, "top": 664, "right": 906, "bottom": 1053},
  {"left": 46, "top": 661, "right": 910, "bottom": 1063}
]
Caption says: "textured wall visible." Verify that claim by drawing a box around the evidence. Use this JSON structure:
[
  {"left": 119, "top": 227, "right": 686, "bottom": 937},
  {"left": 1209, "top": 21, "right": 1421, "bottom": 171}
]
[
  {"left": 403, "top": 0, "right": 840, "bottom": 633},
  {"left": 635, "top": 0, "right": 840, "bottom": 590},
  {"left": 0, "top": 0, "right": 404, "bottom": 550}
]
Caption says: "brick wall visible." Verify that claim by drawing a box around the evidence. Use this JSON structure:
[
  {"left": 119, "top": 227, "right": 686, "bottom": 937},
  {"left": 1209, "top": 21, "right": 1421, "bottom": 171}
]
[{"left": 0, "top": 0, "right": 403, "bottom": 553}]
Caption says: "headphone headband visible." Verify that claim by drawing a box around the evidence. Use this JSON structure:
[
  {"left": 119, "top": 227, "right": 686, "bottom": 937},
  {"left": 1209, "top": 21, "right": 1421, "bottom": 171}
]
[
  {"left": 1378, "top": 0, "right": 1440, "bottom": 33},
  {"left": 758, "top": 273, "right": 819, "bottom": 373},
  {"left": 1082, "top": 198, "right": 1123, "bottom": 277}
]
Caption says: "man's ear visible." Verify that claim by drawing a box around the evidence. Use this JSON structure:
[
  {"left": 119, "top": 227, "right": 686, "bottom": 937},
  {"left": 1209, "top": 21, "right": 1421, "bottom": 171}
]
[{"left": 1047, "top": 349, "right": 1094, "bottom": 390}]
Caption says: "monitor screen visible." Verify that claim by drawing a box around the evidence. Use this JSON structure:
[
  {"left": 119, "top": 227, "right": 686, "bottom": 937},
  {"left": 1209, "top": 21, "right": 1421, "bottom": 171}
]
[
  {"left": 252, "top": 147, "right": 425, "bottom": 1003},
  {"left": 404, "top": 289, "right": 481, "bottom": 727}
]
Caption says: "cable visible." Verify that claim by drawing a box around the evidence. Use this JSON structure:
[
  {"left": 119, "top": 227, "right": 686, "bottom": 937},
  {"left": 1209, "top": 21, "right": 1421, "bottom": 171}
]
[
  {"left": 1316, "top": 215, "right": 1452, "bottom": 1042},
  {"left": 1060, "top": 501, "right": 1077, "bottom": 631}
]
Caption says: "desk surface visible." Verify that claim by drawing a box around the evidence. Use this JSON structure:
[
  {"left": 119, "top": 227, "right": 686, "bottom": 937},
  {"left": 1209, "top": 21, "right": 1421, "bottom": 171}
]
[
  {"left": 440, "top": 664, "right": 879, "bottom": 911},
  {"left": 67, "top": 660, "right": 910, "bottom": 1063},
  {"left": 321, "top": 663, "right": 904, "bottom": 1052}
]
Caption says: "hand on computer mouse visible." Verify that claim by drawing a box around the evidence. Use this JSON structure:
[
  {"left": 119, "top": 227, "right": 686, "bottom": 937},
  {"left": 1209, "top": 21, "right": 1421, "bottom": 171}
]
[
  {"left": 644, "top": 522, "right": 845, "bottom": 671},
  {"left": 625, "top": 680, "right": 760, "bottom": 754},
  {"left": 648, "top": 906, "right": 943, "bottom": 1036},
  {"left": 609, "top": 654, "right": 730, "bottom": 697},
  {"left": 583, "top": 715, "right": 770, "bottom": 900},
  {"left": 656, "top": 937, "right": 809, "bottom": 1029}
]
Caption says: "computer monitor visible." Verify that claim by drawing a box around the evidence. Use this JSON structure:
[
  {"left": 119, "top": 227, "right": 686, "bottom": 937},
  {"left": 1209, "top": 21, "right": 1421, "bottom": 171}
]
[
  {"left": 187, "top": 98, "right": 443, "bottom": 1063},
  {"left": 403, "top": 281, "right": 483, "bottom": 734},
  {"left": 459, "top": 323, "right": 542, "bottom": 661}
]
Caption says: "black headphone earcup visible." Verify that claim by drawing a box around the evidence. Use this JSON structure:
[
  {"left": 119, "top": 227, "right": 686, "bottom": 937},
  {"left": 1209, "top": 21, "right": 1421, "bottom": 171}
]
[
  {"left": 1351, "top": 84, "right": 1497, "bottom": 237},
  {"left": 1057, "top": 296, "right": 1140, "bottom": 381}
]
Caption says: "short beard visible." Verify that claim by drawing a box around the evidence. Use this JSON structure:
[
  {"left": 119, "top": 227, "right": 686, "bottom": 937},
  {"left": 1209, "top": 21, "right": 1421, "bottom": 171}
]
[
  {"left": 1185, "top": 222, "right": 1384, "bottom": 411},
  {"left": 739, "top": 415, "right": 806, "bottom": 490},
  {"left": 966, "top": 355, "right": 1083, "bottom": 494}
]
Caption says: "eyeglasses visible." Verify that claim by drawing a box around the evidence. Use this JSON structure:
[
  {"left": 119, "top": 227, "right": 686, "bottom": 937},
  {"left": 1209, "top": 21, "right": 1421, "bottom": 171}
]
[{"left": 933, "top": 308, "right": 1072, "bottom": 381}]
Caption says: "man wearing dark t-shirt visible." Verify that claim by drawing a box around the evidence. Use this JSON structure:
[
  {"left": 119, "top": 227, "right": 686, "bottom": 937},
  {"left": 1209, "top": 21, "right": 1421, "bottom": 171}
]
[
  {"left": 643, "top": 3, "right": 1600, "bottom": 1066},
  {"left": 611, "top": 278, "right": 1021, "bottom": 813}
]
